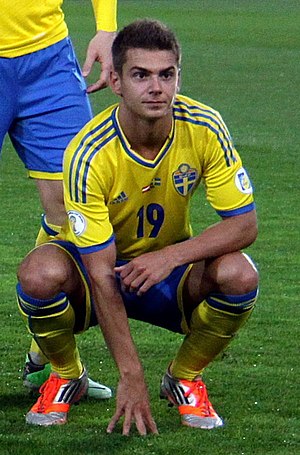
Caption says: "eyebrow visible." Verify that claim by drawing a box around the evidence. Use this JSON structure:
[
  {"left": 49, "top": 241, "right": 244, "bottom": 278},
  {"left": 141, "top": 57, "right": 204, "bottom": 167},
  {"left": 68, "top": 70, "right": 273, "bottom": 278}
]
[{"left": 130, "top": 65, "right": 176, "bottom": 73}]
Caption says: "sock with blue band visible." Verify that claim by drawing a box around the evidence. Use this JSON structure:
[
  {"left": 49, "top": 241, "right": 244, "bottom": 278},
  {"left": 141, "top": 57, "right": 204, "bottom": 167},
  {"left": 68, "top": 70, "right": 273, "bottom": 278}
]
[{"left": 17, "top": 284, "right": 83, "bottom": 379}]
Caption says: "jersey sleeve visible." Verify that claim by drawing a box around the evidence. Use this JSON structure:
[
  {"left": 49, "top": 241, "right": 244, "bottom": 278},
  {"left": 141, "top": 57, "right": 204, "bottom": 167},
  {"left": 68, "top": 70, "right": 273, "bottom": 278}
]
[
  {"left": 202, "top": 113, "right": 255, "bottom": 217},
  {"left": 62, "top": 135, "right": 114, "bottom": 254},
  {"left": 91, "top": 0, "right": 117, "bottom": 32}
]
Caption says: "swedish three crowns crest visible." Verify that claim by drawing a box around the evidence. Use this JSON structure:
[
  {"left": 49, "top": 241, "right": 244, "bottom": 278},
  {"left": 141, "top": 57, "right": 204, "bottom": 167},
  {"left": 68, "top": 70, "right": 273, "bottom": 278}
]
[{"left": 172, "top": 163, "right": 198, "bottom": 196}]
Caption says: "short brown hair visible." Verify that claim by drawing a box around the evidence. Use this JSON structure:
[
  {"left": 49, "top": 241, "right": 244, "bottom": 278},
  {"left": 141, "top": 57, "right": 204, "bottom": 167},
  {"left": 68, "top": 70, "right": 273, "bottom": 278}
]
[{"left": 112, "top": 19, "right": 181, "bottom": 74}]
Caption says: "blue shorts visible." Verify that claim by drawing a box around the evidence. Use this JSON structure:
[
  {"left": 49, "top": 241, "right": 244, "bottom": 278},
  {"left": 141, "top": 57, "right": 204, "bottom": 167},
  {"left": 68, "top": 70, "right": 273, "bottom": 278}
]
[
  {"left": 0, "top": 38, "right": 93, "bottom": 179},
  {"left": 52, "top": 240, "right": 191, "bottom": 335}
]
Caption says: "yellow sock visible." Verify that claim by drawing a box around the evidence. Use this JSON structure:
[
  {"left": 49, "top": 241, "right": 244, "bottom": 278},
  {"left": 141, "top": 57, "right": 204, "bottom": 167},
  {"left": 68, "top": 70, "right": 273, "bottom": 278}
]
[
  {"left": 35, "top": 214, "right": 61, "bottom": 246},
  {"left": 171, "top": 289, "right": 258, "bottom": 380},
  {"left": 17, "top": 287, "right": 83, "bottom": 379},
  {"left": 28, "top": 338, "right": 48, "bottom": 365}
]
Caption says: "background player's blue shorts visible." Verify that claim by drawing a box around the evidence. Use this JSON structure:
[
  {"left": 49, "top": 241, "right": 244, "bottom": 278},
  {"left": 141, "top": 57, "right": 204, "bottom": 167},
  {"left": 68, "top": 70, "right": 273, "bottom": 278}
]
[
  {"left": 52, "top": 240, "right": 190, "bottom": 334},
  {"left": 0, "top": 38, "right": 93, "bottom": 179}
]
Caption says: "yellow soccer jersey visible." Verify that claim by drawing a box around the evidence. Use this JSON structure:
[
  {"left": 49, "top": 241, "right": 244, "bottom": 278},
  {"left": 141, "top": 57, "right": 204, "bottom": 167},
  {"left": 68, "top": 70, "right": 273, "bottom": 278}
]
[
  {"left": 62, "top": 94, "right": 255, "bottom": 260},
  {"left": 0, "top": 0, "right": 117, "bottom": 57}
]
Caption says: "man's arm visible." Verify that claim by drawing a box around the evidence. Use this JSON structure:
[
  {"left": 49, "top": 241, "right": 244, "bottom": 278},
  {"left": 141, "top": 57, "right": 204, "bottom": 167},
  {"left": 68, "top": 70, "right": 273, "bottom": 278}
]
[
  {"left": 81, "top": 242, "right": 158, "bottom": 435},
  {"left": 82, "top": 0, "right": 117, "bottom": 92},
  {"left": 115, "top": 210, "right": 258, "bottom": 295}
]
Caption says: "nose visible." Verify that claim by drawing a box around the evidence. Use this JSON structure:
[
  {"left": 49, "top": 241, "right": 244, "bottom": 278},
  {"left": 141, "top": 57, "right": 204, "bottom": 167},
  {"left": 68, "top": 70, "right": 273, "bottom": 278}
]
[{"left": 148, "top": 75, "right": 162, "bottom": 93}]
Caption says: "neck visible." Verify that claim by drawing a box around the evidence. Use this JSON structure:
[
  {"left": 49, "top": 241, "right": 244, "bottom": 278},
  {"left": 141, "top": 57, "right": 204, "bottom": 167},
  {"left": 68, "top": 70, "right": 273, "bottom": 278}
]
[{"left": 118, "top": 108, "right": 173, "bottom": 160}]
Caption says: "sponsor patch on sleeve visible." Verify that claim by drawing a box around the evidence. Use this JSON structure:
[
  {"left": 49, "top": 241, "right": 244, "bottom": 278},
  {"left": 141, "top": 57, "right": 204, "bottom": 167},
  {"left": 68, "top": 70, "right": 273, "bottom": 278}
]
[
  {"left": 67, "top": 210, "right": 86, "bottom": 236},
  {"left": 235, "top": 168, "right": 253, "bottom": 194}
]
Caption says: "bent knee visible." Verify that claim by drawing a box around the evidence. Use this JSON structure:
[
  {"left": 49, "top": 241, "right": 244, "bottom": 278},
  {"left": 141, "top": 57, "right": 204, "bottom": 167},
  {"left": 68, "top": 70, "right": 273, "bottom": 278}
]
[
  {"left": 208, "top": 252, "right": 259, "bottom": 295},
  {"left": 240, "top": 253, "right": 259, "bottom": 290},
  {"left": 17, "top": 244, "right": 69, "bottom": 298}
]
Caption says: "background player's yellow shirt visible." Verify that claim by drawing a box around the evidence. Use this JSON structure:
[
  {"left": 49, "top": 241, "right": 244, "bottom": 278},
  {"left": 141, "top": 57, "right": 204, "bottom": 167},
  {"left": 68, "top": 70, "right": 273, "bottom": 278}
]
[
  {"left": 62, "top": 95, "right": 255, "bottom": 260},
  {"left": 0, "top": 0, "right": 117, "bottom": 57}
]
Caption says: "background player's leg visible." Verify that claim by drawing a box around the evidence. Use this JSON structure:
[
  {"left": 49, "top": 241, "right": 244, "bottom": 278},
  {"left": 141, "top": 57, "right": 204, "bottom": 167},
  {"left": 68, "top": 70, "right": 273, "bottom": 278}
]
[{"left": 34, "top": 180, "right": 65, "bottom": 245}]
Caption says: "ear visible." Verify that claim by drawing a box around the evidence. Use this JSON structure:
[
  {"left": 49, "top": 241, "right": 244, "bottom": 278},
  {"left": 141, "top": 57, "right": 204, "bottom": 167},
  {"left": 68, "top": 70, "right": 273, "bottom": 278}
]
[
  {"left": 110, "top": 70, "right": 122, "bottom": 96},
  {"left": 176, "top": 68, "right": 182, "bottom": 93}
]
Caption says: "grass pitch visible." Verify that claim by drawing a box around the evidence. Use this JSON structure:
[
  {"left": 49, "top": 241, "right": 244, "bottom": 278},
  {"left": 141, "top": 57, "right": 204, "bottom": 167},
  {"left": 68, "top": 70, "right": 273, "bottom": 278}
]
[{"left": 0, "top": 1, "right": 299, "bottom": 454}]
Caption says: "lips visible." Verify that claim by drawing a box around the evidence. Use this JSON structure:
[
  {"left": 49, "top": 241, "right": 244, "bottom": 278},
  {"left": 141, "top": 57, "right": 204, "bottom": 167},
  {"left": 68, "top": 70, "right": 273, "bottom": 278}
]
[{"left": 143, "top": 101, "right": 166, "bottom": 106}]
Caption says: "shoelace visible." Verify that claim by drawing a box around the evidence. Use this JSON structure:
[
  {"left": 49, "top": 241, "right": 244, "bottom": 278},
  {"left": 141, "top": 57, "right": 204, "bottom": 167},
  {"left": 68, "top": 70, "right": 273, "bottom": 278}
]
[
  {"left": 184, "top": 380, "right": 214, "bottom": 416},
  {"left": 35, "top": 374, "right": 63, "bottom": 413}
]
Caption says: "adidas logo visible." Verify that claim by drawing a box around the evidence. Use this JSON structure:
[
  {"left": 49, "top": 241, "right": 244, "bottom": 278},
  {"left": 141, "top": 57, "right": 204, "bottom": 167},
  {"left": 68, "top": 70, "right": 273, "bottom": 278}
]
[{"left": 110, "top": 191, "right": 128, "bottom": 204}]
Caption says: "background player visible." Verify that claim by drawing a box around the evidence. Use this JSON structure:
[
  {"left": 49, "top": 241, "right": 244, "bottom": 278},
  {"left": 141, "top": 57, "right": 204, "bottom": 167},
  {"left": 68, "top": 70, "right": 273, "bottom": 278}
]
[
  {"left": 17, "top": 19, "right": 259, "bottom": 433},
  {"left": 0, "top": 0, "right": 117, "bottom": 397}
]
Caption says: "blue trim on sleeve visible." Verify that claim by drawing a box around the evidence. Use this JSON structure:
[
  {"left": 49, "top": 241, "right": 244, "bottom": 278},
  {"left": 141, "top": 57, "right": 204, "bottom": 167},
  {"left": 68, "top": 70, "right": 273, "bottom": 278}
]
[
  {"left": 78, "top": 234, "right": 115, "bottom": 255},
  {"left": 216, "top": 202, "right": 256, "bottom": 218},
  {"left": 41, "top": 214, "right": 59, "bottom": 236}
]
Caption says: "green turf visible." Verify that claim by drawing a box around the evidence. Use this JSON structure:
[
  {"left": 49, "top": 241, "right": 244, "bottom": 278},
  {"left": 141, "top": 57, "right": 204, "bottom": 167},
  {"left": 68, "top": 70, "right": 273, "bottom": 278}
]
[{"left": 0, "top": 1, "right": 299, "bottom": 454}]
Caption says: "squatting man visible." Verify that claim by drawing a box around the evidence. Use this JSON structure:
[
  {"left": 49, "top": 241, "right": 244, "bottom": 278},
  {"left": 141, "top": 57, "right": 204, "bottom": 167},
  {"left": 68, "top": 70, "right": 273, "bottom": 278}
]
[{"left": 17, "top": 19, "right": 259, "bottom": 435}]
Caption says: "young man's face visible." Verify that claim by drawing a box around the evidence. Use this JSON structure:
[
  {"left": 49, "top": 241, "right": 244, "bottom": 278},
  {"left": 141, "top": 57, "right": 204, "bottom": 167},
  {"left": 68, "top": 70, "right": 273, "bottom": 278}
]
[{"left": 111, "top": 48, "right": 180, "bottom": 121}]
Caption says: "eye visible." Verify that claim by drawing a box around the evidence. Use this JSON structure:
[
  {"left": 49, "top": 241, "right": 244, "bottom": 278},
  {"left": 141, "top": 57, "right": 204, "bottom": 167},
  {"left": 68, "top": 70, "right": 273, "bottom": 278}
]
[
  {"left": 160, "top": 70, "right": 175, "bottom": 80},
  {"left": 132, "top": 70, "right": 148, "bottom": 79}
]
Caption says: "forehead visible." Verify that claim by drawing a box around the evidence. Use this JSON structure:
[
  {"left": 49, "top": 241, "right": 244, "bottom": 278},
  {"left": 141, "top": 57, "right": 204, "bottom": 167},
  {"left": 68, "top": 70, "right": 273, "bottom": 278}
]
[{"left": 124, "top": 48, "right": 178, "bottom": 71}]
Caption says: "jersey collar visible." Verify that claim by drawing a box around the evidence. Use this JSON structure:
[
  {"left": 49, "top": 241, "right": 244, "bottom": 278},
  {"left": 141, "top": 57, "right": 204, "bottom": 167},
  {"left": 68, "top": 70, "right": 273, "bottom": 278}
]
[{"left": 111, "top": 106, "right": 175, "bottom": 168}]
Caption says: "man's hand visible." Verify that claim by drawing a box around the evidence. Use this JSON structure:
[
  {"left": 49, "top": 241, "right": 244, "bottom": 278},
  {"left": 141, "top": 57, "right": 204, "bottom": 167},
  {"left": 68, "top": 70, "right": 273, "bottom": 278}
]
[
  {"left": 106, "top": 372, "right": 158, "bottom": 436},
  {"left": 82, "top": 30, "right": 116, "bottom": 93},
  {"left": 115, "top": 250, "right": 175, "bottom": 296}
]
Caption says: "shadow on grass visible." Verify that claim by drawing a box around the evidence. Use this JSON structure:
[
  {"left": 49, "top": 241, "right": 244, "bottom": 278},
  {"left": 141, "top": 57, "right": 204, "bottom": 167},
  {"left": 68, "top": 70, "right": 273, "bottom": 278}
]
[
  {"left": 0, "top": 390, "right": 172, "bottom": 455},
  {"left": 0, "top": 390, "right": 33, "bottom": 412}
]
